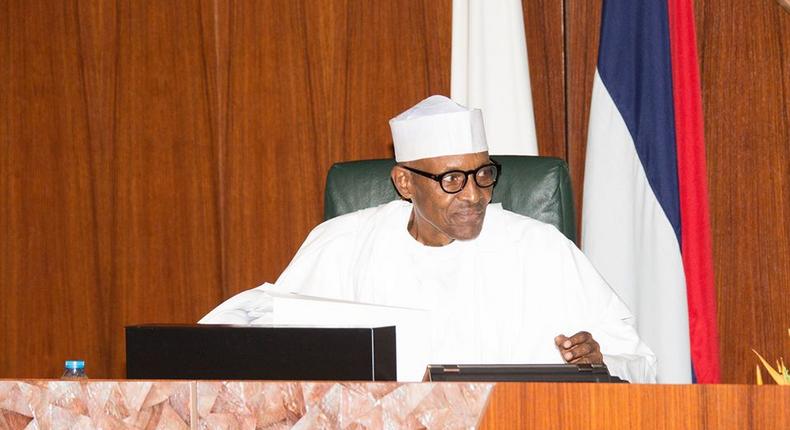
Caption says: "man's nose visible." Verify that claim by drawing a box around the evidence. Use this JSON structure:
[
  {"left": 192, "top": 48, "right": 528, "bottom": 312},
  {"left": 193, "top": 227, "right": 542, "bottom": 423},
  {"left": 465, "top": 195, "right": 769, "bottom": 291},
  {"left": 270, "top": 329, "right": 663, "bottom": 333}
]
[{"left": 456, "top": 173, "right": 483, "bottom": 203}]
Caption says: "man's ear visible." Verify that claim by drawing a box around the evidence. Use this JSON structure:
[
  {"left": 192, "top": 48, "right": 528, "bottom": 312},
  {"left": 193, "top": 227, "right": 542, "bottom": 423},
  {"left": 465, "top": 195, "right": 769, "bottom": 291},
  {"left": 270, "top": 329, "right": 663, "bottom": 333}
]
[{"left": 390, "top": 165, "right": 413, "bottom": 200}]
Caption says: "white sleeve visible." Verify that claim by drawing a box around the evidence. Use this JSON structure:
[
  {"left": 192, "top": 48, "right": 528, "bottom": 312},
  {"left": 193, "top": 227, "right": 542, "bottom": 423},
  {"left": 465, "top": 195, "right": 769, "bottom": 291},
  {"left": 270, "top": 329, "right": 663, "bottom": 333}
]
[
  {"left": 198, "top": 215, "right": 359, "bottom": 324},
  {"left": 198, "top": 284, "right": 273, "bottom": 324},
  {"left": 564, "top": 241, "right": 658, "bottom": 383},
  {"left": 604, "top": 352, "right": 657, "bottom": 384},
  {"left": 269, "top": 217, "right": 357, "bottom": 300},
  {"left": 595, "top": 294, "right": 658, "bottom": 383}
]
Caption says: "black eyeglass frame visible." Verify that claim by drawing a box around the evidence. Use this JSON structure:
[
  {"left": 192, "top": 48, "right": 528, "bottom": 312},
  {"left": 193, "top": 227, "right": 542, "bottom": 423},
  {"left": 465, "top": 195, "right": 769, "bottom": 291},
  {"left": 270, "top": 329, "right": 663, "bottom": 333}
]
[{"left": 399, "top": 158, "right": 502, "bottom": 194}]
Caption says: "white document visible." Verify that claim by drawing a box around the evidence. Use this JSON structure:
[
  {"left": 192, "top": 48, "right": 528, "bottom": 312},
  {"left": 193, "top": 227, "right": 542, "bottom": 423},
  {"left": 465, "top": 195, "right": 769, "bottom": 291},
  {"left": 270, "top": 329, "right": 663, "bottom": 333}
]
[{"left": 200, "top": 286, "right": 430, "bottom": 381}]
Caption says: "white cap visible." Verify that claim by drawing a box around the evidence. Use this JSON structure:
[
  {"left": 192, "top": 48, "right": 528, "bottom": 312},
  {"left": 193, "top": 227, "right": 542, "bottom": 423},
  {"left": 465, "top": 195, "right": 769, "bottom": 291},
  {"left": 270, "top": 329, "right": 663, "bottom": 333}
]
[{"left": 389, "top": 95, "right": 488, "bottom": 162}]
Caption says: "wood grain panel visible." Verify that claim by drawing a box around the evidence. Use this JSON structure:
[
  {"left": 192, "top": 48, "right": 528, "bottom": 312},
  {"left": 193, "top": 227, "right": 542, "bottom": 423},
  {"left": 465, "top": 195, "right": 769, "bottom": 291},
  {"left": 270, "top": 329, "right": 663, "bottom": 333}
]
[
  {"left": 565, "top": 0, "right": 602, "bottom": 233},
  {"left": 695, "top": 0, "right": 790, "bottom": 383},
  {"left": 0, "top": 0, "right": 106, "bottom": 378},
  {"left": 1, "top": 0, "right": 227, "bottom": 378},
  {"left": 221, "top": 0, "right": 332, "bottom": 294},
  {"left": 107, "top": 0, "right": 224, "bottom": 377},
  {"left": 343, "top": 0, "right": 450, "bottom": 159},
  {"left": 198, "top": 0, "right": 231, "bottom": 295},
  {"left": 221, "top": 0, "right": 452, "bottom": 296},
  {"left": 73, "top": 0, "right": 120, "bottom": 378},
  {"left": 479, "top": 383, "right": 790, "bottom": 429},
  {"left": 522, "top": 0, "right": 566, "bottom": 160}
]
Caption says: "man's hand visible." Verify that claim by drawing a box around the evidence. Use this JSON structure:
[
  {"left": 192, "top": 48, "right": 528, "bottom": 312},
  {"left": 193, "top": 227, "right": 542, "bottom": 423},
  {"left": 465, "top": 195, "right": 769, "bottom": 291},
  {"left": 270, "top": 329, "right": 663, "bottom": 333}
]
[{"left": 554, "top": 331, "right": 603, "bottom": 364}]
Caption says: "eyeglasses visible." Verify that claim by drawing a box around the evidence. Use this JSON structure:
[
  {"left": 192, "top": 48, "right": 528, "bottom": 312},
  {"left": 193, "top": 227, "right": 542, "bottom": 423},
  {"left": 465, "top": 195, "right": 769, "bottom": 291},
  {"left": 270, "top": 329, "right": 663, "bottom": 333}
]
[{"left": 400, "top": 160, "right": 501, "bottom": 194}]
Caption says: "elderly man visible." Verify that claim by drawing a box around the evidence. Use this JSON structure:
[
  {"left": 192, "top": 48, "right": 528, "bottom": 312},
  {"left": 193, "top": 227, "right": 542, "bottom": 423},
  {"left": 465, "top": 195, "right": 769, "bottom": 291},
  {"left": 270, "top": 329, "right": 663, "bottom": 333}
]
[{"left": 202, "top": 95, "right": 656, "bottom": 382}]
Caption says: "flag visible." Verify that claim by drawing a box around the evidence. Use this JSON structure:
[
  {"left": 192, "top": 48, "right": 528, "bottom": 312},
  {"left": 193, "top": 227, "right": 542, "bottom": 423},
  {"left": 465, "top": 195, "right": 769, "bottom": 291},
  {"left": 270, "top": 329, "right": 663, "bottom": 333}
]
[
  {"left": 450, "top": 0, "right": 538, "bottom": 155},
  {"left": 581, "top": 0, "right": 720, "bottom": 383}
]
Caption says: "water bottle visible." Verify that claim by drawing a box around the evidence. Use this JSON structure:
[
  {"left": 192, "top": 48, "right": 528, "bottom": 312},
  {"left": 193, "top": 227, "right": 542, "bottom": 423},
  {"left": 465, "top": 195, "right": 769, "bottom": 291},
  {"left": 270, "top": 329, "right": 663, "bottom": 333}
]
[{"left": 62, "top": 360, "right": 87, "bottom": 379}]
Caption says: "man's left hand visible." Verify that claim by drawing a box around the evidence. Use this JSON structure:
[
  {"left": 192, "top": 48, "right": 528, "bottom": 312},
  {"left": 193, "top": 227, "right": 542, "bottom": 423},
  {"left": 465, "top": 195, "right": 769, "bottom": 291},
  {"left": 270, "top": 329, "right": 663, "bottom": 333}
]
[{"left": 554, "top": 331, "right": 603, "bottom": 364}]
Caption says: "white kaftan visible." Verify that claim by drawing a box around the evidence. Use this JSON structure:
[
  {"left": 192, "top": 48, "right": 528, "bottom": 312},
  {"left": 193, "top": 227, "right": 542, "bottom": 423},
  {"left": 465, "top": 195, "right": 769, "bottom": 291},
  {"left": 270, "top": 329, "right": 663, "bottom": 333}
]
[{"left": 201, "top": 201, "right": 657, "bottom": 383}]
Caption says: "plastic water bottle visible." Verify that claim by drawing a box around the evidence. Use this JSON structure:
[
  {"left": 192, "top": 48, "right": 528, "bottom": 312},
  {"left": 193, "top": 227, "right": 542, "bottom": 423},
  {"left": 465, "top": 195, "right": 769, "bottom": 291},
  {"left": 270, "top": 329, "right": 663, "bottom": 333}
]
[{"left": 62, "top": 360, "right": 87, "bottom": 379}]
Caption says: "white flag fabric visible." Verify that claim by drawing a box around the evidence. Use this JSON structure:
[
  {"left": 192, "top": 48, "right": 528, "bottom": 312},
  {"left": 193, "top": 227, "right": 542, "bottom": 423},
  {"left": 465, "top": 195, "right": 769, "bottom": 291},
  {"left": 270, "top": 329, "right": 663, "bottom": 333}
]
[
  {"left": 583, "top": 72, "right": 692, "bottom": 383},
  {"left": 451, "top": 0, "right": 538, "bottom": 155}
]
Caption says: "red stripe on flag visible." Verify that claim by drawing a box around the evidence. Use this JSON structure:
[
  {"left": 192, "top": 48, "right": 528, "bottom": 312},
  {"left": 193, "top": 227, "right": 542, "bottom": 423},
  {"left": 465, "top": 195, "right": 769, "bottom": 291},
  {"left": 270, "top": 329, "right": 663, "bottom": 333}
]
[{"left": 667, "top": 0, "right": 721, "bottom": 383}]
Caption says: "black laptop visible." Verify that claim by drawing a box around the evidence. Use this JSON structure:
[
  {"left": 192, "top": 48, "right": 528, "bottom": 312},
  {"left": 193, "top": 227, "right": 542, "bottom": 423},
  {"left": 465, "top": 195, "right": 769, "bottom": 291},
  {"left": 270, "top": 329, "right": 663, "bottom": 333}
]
[
  {"left": 425, "top": 363, "right": 627, "bottom": 383},
  {"left": 125, "top": 324, "right": 397, "bottom": 381}
]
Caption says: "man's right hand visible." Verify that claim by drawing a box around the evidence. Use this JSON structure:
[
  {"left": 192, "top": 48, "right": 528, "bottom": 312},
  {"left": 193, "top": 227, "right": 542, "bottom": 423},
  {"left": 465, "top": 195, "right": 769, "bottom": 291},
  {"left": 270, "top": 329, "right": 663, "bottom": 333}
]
[{"left": 554, "top": 331, "right": 603, "bottom": 364}]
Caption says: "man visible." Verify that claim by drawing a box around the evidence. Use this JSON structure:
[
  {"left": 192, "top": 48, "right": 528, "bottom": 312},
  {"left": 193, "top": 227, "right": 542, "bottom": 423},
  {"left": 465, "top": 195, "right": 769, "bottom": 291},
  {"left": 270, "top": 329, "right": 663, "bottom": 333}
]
[{"left": 201, "top": 95, "right": 656, "bottom": 382}]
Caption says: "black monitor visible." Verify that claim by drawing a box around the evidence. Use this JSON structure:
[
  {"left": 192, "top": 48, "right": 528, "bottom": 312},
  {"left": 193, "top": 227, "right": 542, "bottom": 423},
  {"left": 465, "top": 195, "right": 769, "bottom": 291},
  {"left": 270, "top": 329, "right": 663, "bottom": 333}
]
[{"left": 125, "top": 324, "right": 396, "bottom": 381}]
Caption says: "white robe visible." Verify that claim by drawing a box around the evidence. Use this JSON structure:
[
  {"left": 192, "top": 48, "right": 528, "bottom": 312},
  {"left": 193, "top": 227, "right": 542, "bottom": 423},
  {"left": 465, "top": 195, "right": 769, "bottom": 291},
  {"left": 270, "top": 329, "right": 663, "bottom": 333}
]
[{"left": 202, "top": 200, "right": 657, "bottom": 383}]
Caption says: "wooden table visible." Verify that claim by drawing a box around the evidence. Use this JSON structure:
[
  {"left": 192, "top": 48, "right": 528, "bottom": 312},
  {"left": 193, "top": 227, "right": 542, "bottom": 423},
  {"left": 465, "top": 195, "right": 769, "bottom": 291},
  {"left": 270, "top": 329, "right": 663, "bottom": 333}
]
[{"left": 479, "top": 383, "right": 790, "bottom": 429}]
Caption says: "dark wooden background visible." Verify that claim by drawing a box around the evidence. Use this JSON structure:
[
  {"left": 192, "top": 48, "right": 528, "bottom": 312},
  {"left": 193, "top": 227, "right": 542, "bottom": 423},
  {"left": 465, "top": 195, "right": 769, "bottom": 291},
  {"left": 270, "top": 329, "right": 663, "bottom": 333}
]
[{"left": 1, "top": 0, "right": 787, "bottom": 383}]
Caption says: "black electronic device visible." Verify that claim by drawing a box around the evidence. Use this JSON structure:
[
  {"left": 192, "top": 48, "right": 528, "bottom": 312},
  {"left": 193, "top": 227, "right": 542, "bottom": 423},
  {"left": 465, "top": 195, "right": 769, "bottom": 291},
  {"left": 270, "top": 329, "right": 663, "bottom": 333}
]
[
  {"left": 425, "top": 363, "right": 627, "bottom": 383},
  {"left": 125, "top": 324, "right": 396, "bottom": 381}
]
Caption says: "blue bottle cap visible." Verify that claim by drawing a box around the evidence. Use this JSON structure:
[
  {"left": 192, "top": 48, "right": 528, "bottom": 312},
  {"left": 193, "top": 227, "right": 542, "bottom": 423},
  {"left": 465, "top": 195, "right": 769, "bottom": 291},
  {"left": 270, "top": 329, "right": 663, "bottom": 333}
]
[{"left": 65, "top": 360, "right": 85, "bottom": 369}]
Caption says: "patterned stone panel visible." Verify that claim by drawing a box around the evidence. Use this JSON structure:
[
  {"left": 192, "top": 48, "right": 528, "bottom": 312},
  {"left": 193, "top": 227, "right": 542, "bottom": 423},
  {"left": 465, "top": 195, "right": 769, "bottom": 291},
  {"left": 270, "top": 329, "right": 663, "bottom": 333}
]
[
  {"left": 0, "top": 380, "right": 192, "bottom": 429},
  {"left": 196, "top": 381, "right": 493, "bottom": 429}
]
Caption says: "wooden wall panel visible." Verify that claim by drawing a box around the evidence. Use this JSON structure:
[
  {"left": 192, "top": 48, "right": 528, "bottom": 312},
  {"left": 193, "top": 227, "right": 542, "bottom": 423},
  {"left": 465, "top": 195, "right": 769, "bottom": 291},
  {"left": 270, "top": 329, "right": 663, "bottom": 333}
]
[
  {"left": 0, "top": 0, "right": 106, "bottom": 379},
  {"left": 695, "top": 0, "right": 790, "bottom": 383},
  {"left": 0, "top": 0, "right": 226, "bottom": 378},
  {"left": 106, "top": 0, "right": 225, "bottom": 377},
  {"left": 522, "top": 0, "right": 567, "bottom": 160},
  {"left": 221, "top": 0, "right": 325, "bottom": 295},
  {"left": 221, "top": 0, "right": 452, "bottom": 295},
  {"left": 565, "top": 0, "right": 602, "bottom": 231}
]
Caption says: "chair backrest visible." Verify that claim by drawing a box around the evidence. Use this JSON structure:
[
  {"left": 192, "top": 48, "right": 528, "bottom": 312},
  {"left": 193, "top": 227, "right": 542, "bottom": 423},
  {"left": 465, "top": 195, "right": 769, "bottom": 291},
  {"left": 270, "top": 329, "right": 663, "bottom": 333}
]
[{"left": 323, "top": 155, "right": 577, "bottom": 242}]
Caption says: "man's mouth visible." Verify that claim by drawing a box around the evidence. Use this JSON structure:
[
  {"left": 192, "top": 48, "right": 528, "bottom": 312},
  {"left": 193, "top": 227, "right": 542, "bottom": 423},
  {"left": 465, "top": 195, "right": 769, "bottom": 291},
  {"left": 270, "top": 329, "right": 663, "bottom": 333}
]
[{"left": 453, "top": 208, "right": 485, "bottom": 222}]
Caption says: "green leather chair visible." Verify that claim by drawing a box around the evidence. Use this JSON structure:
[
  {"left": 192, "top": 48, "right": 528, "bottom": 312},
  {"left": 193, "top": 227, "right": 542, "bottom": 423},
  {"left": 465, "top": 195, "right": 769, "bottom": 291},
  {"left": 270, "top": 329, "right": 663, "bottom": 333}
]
[{"left": 323, "top": 155, "right": 577, "bottom": 242}]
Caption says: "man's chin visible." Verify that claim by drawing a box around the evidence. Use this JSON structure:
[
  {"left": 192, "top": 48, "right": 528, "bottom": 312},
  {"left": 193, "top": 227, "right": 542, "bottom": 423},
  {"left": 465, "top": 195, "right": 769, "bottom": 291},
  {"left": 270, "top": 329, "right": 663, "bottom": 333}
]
[{"left": 450, "top": 225, "right": 484, "bottom": 241}]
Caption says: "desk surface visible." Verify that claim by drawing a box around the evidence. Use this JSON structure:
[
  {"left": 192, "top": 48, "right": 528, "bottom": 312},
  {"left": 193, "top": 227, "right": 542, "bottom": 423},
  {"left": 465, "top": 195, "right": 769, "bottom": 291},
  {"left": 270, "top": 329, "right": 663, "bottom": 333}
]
[
  {"left": 0, "top": 379, "right": 787, "bottom": 429},
  {"left": 479, "top": 382, "right": 790, "bottom": 429}
]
